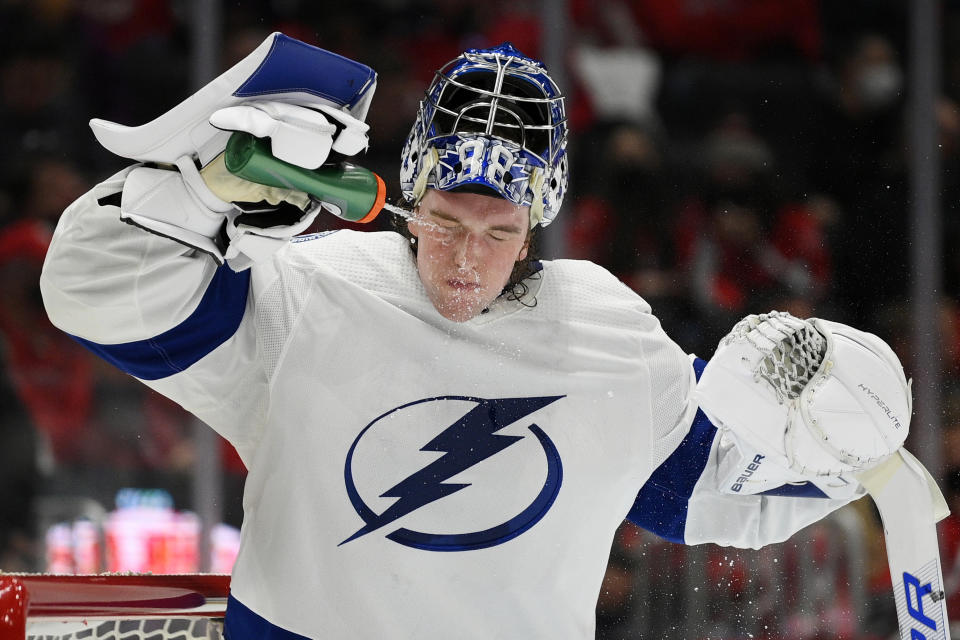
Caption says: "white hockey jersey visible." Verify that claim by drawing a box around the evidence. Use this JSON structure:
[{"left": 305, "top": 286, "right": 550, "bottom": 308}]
[{"left": 41, "top": 168, "right": 858, "bottom": 639}]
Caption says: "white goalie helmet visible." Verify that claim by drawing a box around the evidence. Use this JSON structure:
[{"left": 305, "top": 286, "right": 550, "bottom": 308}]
[{"left": 400, "top": 43, "right": 569, "bottom": 228}]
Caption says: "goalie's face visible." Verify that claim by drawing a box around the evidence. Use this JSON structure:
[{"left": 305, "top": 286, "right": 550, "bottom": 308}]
[{"left": 410, "top": 189, "right": 530, "bottom": 322}]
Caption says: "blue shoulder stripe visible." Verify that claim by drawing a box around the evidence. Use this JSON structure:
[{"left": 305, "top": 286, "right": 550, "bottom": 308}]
[
  {"left": 225, "top": 595, "right": 310, "bottom": 640},
  {"left": 234, "top": 34, "right": 376, "bottom": 108},
  {"left": 71, "top": 264, "right": 250, "bottom": 381},
  {"left": 626, "top": 357, "right": 715, "bottom": 544}
]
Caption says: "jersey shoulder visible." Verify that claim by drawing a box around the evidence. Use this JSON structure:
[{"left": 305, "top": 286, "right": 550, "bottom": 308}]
[
  {"left": 535, "top": 258, "right": 696, "bottom": 447},
  {"left": 278, "top": 229, "right": 425, "bottom": 300},
  {"left": 536, "top": 258, "right": 653, "bottom": 329},
  {"left": 285, "top": 228, "right": 409, "bottom": 265}
]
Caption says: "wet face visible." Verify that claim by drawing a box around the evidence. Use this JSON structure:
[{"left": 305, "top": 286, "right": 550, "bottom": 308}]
[{"left": 409, "top": 189, "right": 530, "bottom": 322}]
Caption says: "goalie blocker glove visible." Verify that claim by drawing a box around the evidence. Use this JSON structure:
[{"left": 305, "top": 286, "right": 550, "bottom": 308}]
[
  {"left": 695, "top": 311, "right": 911, "bottom": 482},
  {"left": 91, "top": 32, "right": 375, "bottom": 271},
  {"left": 118, "top": 153, "right": 323, "bottom": 272},
  {"left": 116, "top": 93, "right": 370, "bottom": 272}
]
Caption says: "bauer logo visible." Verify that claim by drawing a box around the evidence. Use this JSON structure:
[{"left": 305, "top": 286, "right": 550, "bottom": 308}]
[
  {"left": 341, "top": 395, "right": 564, "bottom": 551},
  {"left": 731, "top": 454, "right": 766, "bottom": 492},
  {"left": 902, "top": 571, "right": 945, "bottom": 639}
]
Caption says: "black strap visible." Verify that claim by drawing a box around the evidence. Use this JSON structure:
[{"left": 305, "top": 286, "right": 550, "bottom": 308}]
[{"left": 96, "top": 192, "right": 122, "bottom": 208}]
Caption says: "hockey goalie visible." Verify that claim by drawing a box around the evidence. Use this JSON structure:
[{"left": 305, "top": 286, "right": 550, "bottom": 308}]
[{"left": 39, "top": 32, "right": 948, "bottom": 640}]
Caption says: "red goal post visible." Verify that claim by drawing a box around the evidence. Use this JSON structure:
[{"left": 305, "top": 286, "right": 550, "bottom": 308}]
[{"left": 0, "top": 574, "right": 230, "bottom": 640}]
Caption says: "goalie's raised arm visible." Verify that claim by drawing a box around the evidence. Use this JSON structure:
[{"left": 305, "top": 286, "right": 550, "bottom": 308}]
[{"left": 39, "top": 33, "right": 379, "bottom": 460}]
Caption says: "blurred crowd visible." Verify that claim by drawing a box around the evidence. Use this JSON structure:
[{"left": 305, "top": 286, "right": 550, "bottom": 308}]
[{"left": 3, "top": 0, "right": 960, "bottom": 637}]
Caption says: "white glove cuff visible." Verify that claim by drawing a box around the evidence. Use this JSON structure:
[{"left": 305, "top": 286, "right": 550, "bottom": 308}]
[
  {"left": 223, "top": 199, "right": 324, "bottom": 272},
  {"left": 118, "top": 154, "right": 323, "bottom": 271},
  {"left": 716, "top": 431, "right": 863, "bottom": 501},
  {"left": 120, "top": 159, "right": 234, "bottom": 264}
]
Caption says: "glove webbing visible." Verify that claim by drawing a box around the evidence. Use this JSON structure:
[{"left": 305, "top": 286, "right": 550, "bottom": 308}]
[{"left": 756, "top": 323, "right": 827, "bottom": 404}]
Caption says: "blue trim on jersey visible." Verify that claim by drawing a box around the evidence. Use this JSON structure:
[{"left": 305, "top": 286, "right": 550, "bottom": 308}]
[
  {"left": 224, "top": 595, "right": 310, "bottom": 640},
  {"left": 290, "top": 229, "right": 340, "bottom": 243},
  {"left": 234, "top": 34, "right": 376, "bottom": 108},
  {"left": 71, "top": 264, "right": 250, "bottom": 381},
  {"left": 759, "top": 482, "right": 829, "bottom": 498},
  {"left": 690, "top": 356, "right": 707, "bottom": 380},
  {"left": 626, "top": 357, "right": 714, "bottom": 544}
]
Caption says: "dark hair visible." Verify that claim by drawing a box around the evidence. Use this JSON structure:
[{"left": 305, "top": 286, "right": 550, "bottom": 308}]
[{"left": 390, "top": 206, "right": 542, "bottom": 305}]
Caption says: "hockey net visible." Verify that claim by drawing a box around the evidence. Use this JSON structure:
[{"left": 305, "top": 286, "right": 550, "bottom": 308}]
[{"left": 0, "top": 574, "right": 230, "bottom": 640}]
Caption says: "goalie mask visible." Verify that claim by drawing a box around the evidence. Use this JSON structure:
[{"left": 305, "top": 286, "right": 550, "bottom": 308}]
[{"left": 400, "top": 43, "right": 569, "bottom": 228}]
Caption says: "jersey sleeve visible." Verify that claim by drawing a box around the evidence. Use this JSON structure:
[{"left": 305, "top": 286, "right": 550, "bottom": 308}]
[
  {"left": 40, "top": 169, "right": 275, "bottom": 465},
  {"left": 627, "top": 357, "right": 862, "bottom": 549}
]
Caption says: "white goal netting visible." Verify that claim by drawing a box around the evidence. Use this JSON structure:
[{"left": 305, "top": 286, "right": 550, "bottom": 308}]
[
  {"left": 25, "top": 618, "right": 223, "bottom": 640},
  {"left": 1, "top": 574, "right": 229, "bottom": 640}
]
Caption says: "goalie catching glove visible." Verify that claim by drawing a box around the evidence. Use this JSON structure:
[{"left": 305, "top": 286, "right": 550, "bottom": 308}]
[{"left": 695, "top": 311, "right": 911, "bottom": 483}]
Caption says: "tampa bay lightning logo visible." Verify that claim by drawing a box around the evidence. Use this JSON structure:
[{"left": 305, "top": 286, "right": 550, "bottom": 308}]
[{"left": 342, "top": 395, "right": 564, "bottom": 552}]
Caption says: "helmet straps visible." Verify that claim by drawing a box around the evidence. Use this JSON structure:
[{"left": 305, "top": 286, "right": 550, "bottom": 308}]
[
  {"left": 412, "top": 148, "right": 440, "bottom": 204},
  {"left": 529, "top": 167, "right": 545, "bottom": 228}
]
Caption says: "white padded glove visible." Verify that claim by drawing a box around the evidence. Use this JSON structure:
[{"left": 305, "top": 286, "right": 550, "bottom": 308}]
[
  {"left": 118, "top": 155, "right": 322, "bottom": 271},
  {"left": 89, "top": 32, "right": 377, "bottom": 167},
  {"left": 116, "top": 97, "right": 372, "bottom": 271},
  {"left": 695, "top": 311, "right": 911, "bottom": 478},
  {"left": 98, "top": 33, "right": 378, "bottom": 270},
  {"left": 209, "top": 100, "right": 369, "bottom": 169}
]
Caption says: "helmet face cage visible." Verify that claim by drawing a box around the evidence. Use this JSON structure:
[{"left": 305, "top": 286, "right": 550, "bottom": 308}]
[{"left": 400, "top": 43, "right": 568, "bottom": 227}]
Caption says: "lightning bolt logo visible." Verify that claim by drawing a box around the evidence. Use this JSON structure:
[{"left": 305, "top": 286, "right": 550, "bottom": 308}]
[{"left": 342, "top": 395, "right": 564, "bottom": 552}]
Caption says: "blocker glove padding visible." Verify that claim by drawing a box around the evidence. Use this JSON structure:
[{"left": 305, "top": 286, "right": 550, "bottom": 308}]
[
  {"left": 695, "top": 311, "right": 911, "bottom": 478},
  {"left": 202, "top": 152, "right": 323, "bottom": 272},
  {"left": 89, "top": 32, "right": 376, "bottom": 166},
  {"left": 101, "top": 32, "right": 377, "bottom": 270},
  {"left": 118, "top": 153, "right": 324, "bottom": 271},
  {"left": 209, "top": 100, "right": 368, "bottom": 170}
]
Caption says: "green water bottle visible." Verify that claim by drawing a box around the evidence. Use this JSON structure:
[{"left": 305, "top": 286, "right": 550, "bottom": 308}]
[{"left": 223, "top": 131, "right": 386, "bottom": 223}]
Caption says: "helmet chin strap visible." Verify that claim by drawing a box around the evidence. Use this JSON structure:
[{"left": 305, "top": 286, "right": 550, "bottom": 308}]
[{"left": 528, "top": 168, "right": 545, "bottom": 229}]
